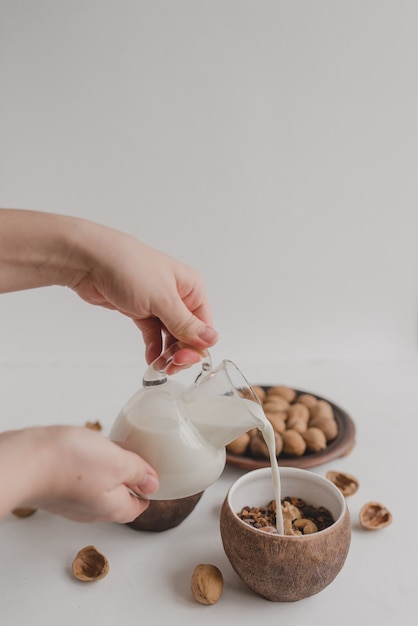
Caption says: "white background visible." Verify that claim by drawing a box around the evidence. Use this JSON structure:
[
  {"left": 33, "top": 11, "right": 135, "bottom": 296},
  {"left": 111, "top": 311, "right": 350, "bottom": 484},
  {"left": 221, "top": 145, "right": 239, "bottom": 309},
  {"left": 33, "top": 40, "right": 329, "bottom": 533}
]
[
  {"left": 0, "top": 3, "right": 417, "bottom": 625},
  {"left": 0, "top": 0, "right": 417, "bottom": 368}
]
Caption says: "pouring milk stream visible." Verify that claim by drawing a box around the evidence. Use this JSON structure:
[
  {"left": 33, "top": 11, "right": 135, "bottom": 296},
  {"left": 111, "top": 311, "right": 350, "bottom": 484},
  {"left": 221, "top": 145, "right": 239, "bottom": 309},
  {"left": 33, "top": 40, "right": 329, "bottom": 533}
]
[{"left": 110, "top": 343, "right": 285, "bottom": 535}]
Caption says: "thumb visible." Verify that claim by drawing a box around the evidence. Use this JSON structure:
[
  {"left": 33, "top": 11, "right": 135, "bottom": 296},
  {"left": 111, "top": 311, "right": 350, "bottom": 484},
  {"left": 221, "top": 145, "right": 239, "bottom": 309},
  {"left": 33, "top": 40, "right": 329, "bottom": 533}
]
[
  {"left": 119, "top": 448, "right": 159, "bottom": 494},
  {"left": 160, "top": 300, "right": 218, "bottom": 348}
]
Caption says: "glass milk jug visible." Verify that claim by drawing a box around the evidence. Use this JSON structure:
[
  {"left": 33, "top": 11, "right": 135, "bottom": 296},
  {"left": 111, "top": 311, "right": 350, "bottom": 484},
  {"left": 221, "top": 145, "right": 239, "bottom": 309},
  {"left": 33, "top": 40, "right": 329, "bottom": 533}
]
[{"left": 110, "top": 342, "right": 264, "bottom": 499}]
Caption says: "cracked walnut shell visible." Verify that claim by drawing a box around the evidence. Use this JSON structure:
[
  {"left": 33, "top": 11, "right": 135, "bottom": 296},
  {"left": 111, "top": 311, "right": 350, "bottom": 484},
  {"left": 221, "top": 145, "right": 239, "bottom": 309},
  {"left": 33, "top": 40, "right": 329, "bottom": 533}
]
[
  {"left": 326, "top": 470, "right": 359, "bottom": 496},
  {"left": 359, "top": 502, "right": 392, "bottom": 530},
  {"left": 72, "top": 545, "right": 109, "bottom": 582},
  {"left": 85, "top": 420, "right": 102, "bottom": 431},
  {"left": 11, "top": 507, "right": 37, "bottom": 518}
]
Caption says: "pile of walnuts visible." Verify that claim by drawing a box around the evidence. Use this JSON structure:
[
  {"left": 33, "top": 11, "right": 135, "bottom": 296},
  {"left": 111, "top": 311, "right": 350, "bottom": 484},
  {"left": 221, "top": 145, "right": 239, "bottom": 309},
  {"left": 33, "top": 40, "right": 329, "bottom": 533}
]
[{"left": 227, "top": 385, "right": 339, "bottom": 459}]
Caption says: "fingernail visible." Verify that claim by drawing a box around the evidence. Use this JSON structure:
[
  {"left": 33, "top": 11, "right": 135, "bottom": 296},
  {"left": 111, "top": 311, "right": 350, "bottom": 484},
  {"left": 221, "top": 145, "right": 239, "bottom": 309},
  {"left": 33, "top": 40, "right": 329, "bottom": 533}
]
[
  {"left": 198, "top": 326, "right": 218, "bottom": 343},
  {"left": 137, "top": 472, "right": 159, "bottom": 495}
]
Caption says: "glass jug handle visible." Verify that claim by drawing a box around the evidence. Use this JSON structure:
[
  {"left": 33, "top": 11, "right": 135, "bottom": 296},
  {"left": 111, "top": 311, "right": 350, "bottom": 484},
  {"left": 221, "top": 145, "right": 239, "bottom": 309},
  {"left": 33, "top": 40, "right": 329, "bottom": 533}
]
[{"left": 143, "top": 341, "right": 212, "bottom": 386}]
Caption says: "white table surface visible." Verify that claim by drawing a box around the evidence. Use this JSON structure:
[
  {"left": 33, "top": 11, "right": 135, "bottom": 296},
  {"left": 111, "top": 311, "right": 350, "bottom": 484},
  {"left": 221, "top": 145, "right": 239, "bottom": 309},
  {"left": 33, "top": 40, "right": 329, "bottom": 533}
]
[{"left": 0, "top": 356, "right": 417, "bottom": 625}]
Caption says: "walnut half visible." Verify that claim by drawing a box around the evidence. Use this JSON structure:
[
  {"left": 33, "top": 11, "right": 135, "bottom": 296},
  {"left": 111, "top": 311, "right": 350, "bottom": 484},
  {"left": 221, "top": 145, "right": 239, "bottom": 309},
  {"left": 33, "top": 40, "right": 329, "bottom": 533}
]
[
  {"left": 326, "top": 470, "right": 359, "bottom": 497},
  {"left": 11, "top": 507, "right": 37, "bottom": 518},
  {"left": 72, "top": 545, "right": 109, "bottom": 582},
  {"left": 359, "top": 502, "right": 392, "bottom": 530}
]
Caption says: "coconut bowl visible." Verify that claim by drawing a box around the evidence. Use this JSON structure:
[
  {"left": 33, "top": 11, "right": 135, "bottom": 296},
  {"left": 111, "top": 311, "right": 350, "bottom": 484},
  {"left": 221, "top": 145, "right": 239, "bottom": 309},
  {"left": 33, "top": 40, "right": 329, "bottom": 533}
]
[
  {"left": 220, "top": 467, "right": 351, "bottom": 602},
  {"left": 127, "top": 491, "right": 204, "bottom": 532}
]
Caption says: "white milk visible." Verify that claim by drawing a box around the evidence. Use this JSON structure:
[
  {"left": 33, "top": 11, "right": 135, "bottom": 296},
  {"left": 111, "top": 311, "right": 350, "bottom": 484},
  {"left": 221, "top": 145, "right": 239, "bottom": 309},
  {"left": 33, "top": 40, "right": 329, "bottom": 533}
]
[
  {"left": 258, "top": 417, "right": 285, "bottom": 535},
  {"left": 187, "top": 396, "right": 284, "bottom": 534},
  {"left": 111, "top": 385, "right": 284, "bottom": 533},
  {"left": 110, "top": 383, "right": 226, "bottom": 500}
]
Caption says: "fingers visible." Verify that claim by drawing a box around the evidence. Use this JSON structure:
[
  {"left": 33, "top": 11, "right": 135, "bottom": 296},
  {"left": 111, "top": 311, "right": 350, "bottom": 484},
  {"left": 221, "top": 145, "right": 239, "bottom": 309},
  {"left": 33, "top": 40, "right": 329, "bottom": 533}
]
[
  {"left": 156, "top": 299, "right": 218, "bottom": 351},
  {"left": 135, "top": 317, "right": 218, "bottom": 367},
  {"left": 101, "top": 449, "right": 158, "bottom": 524},
  {"left": 171, "top": 347, "right": 202, "bottom": 366},
  {"left": 119, "top": 448, "right": 159, "bottom": 496},
  {"left": 165, "top": 347, "right": 202, "bottom": 375},
  {"left": 134, "top": 318, "right": 164, "bottom": 364},
  {"left": 111, "top": 489, "right": 151, "bottom": 524}
]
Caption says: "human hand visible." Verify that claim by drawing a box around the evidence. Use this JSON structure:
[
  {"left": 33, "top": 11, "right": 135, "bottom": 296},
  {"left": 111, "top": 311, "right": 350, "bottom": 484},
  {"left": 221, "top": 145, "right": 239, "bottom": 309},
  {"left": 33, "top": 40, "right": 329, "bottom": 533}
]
[
  {"left": 0, "top": 209, "right": 218, "bottom": 366},
  {"left": 0, "top": 426, "right": 159, "bottom": 523},
  {"left": 69, "top": 221, "right": 219, "bottom": 365}
]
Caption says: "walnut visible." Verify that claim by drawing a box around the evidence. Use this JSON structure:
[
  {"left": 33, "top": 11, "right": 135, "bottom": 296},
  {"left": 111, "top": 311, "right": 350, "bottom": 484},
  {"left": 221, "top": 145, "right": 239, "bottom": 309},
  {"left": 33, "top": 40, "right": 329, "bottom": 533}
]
[
  {"left": 293, "top": 518, "right": 318, "bottom": 534},
  {"left": 249, "top": 430, "right": 283, "bottom": 458},
  {"left": 238, "top": 498, "right": 335, "bottom": 536},
  {"left": 240, "top": 387, "right": 258, "bottom": 401},
  {"left": 72, "top": 545, "right": 109, "bottom": 582},
  {"left": 286, "top": 402, "right": 309, "bottom": 433},
  {"left": 326, "top": 470, "right": 359, "bottom": 496},
  {"left": 266, "top": 412, "right": 287, "bottom": 434},
  {"left": 308, "top": 415, "right": 338, "bottom": 441},
  {"left": 309, "top": 400, "right": 334, "bottom": 420},
  {"left": 262, "top": 396, "right": 290, "bottom": 413},
  {"left": 281, "top": 501, "right": 302, "bottom": 535},
  {"left": 191, "top": 564, "right": 223, "bottom": 605},
  {"left": 11, "top": 507, "right": 37, "bottom": 518},
  {"left": 287, "top": 402, "right": 310, "bottom": 422},
  {"left": 359, "top": 502, "right": 392, "bottom": 530},
  {"left": 286, "top": 415, "right": 308, "bottom": 433},
  {"left": 302, "top": 427, "right": 327, "bottom": 452},
  {"left": 226, "top": 432, "right": 250, "bottom": 455},
  {"left": 266, "top": 385, "right": 297, "bottom": 403},
  {"left": 85, "top": 420, "right": 102, "bottom": 431},
  {"left": 249, "top": 430, "right": 269, "bottom": 459},
  {"left": 281, "top": 429, "right": 307, "bottom": 456},
  {"left": 251, "top": 385, "right": 267, "bottom": 403},
  {"left": 274, "top": 431, "right": 283, "bottom": 457},
  {"left": 296, "top": 393, "right": 318, "bottom": 409}
]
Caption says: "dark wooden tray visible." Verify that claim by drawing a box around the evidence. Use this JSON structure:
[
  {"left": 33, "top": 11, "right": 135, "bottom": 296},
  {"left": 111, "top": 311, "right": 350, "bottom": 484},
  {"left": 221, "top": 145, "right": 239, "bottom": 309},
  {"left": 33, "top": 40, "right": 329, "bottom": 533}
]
[{"left": 226, "top": 387, "right": 356, "bottom": 470}]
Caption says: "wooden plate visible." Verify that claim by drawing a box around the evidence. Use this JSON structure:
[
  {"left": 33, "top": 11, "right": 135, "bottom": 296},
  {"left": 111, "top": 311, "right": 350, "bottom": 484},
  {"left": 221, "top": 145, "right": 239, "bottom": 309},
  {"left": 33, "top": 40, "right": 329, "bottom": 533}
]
[{"left": 226, "top": 387, "right": 356, "bottom": 470}]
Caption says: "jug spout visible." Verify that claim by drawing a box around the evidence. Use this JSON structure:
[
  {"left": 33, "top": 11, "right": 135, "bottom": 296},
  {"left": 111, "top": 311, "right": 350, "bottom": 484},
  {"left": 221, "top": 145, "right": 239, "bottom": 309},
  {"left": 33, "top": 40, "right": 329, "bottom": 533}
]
[{"left": 183, "top": 360, "right": 266, "bottom": 449}]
